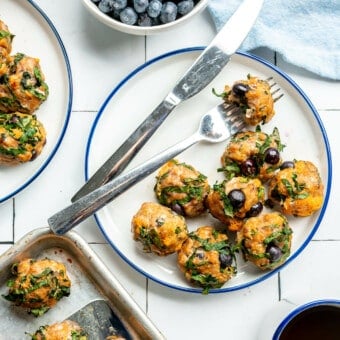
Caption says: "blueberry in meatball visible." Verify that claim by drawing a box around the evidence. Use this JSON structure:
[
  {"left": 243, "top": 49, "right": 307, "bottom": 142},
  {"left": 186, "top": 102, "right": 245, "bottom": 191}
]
[
  {"left": 206, "top": 176, "right": 265, "bottom": 232},
  {"left": 154, "top": 159, "right": 210, "bottom": 217},
  {"left": 236, "top": 212, "right": 293, "bottom": 270},
  {"left": 220, "top": 127, "right": 284, "bottom": 182},
  {"left": 267, "top": 160, "right": 324, "bottom": 216},
  {"left": 177, "top": 226, "right": 237, "bottom": 293},
  {"left": 2, "top": 258, "right": 71, "bottom": 317},
  {"left": 131, "top": 202, "right": 188, "bottom": 256},
  {"left": 222, "top": 75, "right": 276, "bottom": 126}
]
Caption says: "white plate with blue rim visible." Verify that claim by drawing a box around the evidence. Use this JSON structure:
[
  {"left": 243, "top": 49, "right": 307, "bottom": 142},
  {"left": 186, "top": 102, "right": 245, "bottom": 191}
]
[
  {"left": 85, "top": 47, "right": 331, "bottom": 293},
  {"left": 0, "top": 0, "right": 72, "bottom": 203}
]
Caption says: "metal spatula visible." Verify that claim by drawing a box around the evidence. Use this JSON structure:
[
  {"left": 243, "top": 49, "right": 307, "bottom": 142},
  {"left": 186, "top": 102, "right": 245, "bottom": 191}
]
[{"left": 68, "top": 299, "right": 131, "bottom": 340}]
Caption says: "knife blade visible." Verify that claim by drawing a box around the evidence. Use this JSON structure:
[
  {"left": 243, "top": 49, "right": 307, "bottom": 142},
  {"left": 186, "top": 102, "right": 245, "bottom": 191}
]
[{"left": 71, "top": 0, "right": 264, "bottom": 202}]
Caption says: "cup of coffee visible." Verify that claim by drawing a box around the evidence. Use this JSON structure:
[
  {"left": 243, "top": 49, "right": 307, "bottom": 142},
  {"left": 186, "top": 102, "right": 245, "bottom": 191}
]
[{"left": 273, "top": 299, "right": 340, "bottom": 340}]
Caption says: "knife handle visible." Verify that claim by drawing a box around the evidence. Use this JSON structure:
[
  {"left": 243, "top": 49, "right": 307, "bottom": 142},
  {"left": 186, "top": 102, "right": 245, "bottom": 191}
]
[
  {"left": 71, "top": 94, "right": 180, "bottom": 202},
  {"left": 50, "top": 133, "right": 200, "bottom": 235}
]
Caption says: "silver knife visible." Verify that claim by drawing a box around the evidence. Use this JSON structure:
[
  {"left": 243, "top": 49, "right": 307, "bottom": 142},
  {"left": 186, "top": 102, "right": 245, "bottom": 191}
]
[{"left": 71, "top": 0, "right": 264, "bottom": 202}]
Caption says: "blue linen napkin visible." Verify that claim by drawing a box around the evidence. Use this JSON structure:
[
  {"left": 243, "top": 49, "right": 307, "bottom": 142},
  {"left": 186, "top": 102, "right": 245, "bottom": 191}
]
[{"left": 207, "top": 0, "right": 340, "bottom": 80}]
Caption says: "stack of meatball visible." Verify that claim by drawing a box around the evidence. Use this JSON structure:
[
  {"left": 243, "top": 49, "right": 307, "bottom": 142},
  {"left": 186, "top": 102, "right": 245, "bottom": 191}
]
[
  {"left": 131, "top": 75, "right": 324, "bottom": 293},
  {"left": 0, "top": 20, "right": 49, "bottom": 166}
]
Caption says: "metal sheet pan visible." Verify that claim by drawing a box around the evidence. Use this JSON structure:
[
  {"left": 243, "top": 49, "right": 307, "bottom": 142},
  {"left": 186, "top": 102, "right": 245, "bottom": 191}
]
[{"left": 0, "top": 228, "right": 165, "bottom": 340}]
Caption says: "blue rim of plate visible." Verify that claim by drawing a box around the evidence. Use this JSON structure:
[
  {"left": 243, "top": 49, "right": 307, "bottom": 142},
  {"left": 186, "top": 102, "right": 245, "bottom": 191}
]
[
  {"left": 0, "top": 0, "right": 73, "bottom": 203},
  {"left": 85, "top": 47, "right": 332, "bottom": 293},
  {"left": 273, "top": 299, "right": 340, "bottom": 339}
]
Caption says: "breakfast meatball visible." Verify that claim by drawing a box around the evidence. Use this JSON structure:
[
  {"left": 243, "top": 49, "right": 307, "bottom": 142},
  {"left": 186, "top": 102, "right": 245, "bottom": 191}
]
[
  {"left": 0, "top": 53, "right": 49, "bottom": 114},
  {"left": 177, "top": 226, "right": 237, "bottom": 293},
  {"left": 220, "top": 127, "right": 284, "bottom": 182},
  {"left": 31, "top": 320, "right": 87, "bottom": 340},
  {"left": 267, "top": 160, "right": 324, "bottom": 216},
  {"left": 222, "top": 75, "right": 275, "bottom": 125},
  {"left": 3, "top": 258, "right": 71, "bottom": 317},
  {"left": 154, "top": 159, "right": 210, "bottom": 217},
  {"left": 237, "top": 212, "right": 293, "bottom": 270},
  {"left": 0, "top": 20, "right": 13, "bottom": 59},
  {"left": 132, "top": 202, "right": 188, "bottom": 256},
  {"left": 206, "top": 176, "right": 265, "bottom": 232},
  {"left": 0, "top": 112, "right": 46, "bottom": 165}
]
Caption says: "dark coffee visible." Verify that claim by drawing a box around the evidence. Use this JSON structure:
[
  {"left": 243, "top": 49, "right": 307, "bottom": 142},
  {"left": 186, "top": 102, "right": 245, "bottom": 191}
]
[{"left": 278, "top": 305, "right": 340, "bottom": 340}]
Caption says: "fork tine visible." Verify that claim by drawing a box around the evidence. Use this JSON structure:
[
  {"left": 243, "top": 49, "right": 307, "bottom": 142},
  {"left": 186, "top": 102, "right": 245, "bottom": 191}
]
[
  {"left": 271, "top": 87, "right": 284, "bottom": 102},
  {"left": 266, "top": 77, "right": 284, "bottom": 102},
  {"left": 271, "top": 87, "right": 281, "bottom": 96},
  {"left": 222, "top": 105, "right": 247, "bottom": 134},
  {"left": 273, "top": 92, "right": 284, "bottom": 102}
]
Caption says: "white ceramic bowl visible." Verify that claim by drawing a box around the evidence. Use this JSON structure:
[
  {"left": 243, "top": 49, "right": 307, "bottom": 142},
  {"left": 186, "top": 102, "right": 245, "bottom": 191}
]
[{"left": 82, "top": 0, "right": 208, "bottom": 35}]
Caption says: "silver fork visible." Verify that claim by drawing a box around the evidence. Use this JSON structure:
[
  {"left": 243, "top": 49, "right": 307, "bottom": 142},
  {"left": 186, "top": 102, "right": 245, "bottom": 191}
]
[
  {"left": 49, "top": 103, "right": 245, "bottom": 235},
  {"left": 49, "top": 86, "right": 283, "bottom": 235}
]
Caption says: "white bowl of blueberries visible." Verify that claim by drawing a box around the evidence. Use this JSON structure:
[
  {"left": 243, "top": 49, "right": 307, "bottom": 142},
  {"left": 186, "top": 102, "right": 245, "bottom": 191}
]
[{"left": 82, "top": 0, "right": 208, "bottom": 35}]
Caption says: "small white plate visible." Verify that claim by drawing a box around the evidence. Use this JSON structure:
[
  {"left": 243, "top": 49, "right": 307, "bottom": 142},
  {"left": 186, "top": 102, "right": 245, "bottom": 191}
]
[
  {"left": 0, "top": 0, "right": 72, "bottom": 203},
  {"left": 86, "top": 48, "right": 331, "bottom": 293}
]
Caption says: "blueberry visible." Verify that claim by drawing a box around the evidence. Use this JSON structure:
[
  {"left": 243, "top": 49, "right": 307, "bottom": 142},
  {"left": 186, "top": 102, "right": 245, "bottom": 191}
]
[
  {"left": 228, "top": 189, "right": 246, "bottom": 209},
  {"left": 246, "top": 202, "right": 263, "bottom": 217},
  {"left": 177, "top": 0, "right": 194, "bottom": 15},
  {"left": 113, "top": 0, "right": 127, "bottom": 10},
  {"left": 151, "top": 16, "right": 161, "bottom": 26},
  {"left": 147, "top": 0, "right": 162, "bottom": 18},
  {"left": 240, "top": 158, "right": 257, "bottom": 177},
  {"left": 120, "top": 7, "right": 138, "bottom": 25},
  {"left": 138, "top": 12, "right": 152, "bottom": 26},
  {"left": 160, "top": 2, "right": 178, "bottom": 24},
  {"left": 219, "top": 253, "right": 233, "bottom": 269},
  {"left": 280, "top": 161, "right": 295, "bottom": 170},
  {"left": 266, "top": 244, "right": 283, "bottom": 262},
  {"left": 264, "top": 147, "right": 280, "bottom": 164},
  {"left": 171, "top": 203, "right": 184, "bottom": 216},
  {"left": 98, "top": 0, "right": 115, "bottom": 13},
  {"left": 232, "top": 83, "right": 250, "bottom": 97},
  {"left": 134, "top": 0, "right": 149, "bottom": 13},
  {"left": 111, "top": 8, "right": 122, "bottom": 20}
]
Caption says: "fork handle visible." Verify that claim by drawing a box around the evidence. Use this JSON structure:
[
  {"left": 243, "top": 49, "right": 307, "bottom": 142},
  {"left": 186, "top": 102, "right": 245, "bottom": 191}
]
[
  {"left": 49, "top": 132, "right": 201, "bottom": 235},
  {"left": 71, "top": 95, "right": 181, "bottom": 202}
]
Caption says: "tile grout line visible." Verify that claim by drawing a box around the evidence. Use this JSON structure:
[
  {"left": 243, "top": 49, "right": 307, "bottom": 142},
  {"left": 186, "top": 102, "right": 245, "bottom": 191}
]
[
  {"left": 12, "top": 197, "right": 15, "bottom": 242},
  {"left": 145, "top": 34, "right": 150, "bottom": 311}
]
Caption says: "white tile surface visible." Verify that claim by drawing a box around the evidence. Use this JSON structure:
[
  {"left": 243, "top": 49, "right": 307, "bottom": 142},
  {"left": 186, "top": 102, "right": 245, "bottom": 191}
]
[
  {"left": 1, "top": 1, "right": 339, "bottom": 339},
  {"left": 0, "top": 199, "right": 13, "bottom": 242},
  {"left": 148, "top": 275, "right": 279, "bottom": 340}
]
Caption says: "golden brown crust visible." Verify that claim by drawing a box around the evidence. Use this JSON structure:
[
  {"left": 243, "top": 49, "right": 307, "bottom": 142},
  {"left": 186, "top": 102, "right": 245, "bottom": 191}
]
[
  {"left": 177, "top": 226, "right": 236, "bottom": 292},
  {"left": 32, "top": 320, "right": 87, "bottom": 340},
  {"left": 237, "top": 212, "right": 292, "bottom": 270},
  {"left": 220, "top": 128, "right": 283, "bottom": 182},
  {"left": 132, "top": 202, "right": 188, "bottom": 256},
  {"left": 3, "top": 258, "right": 71, "bottom": 316},
  {"left": 154, "top": 159, "right": 210, "bottom": 217},
  {"left": 268, "top": 160, "right": 324, "bottom": 216},
  {"left": 223, "top": 75, "right": 275, "bottom": 125},
  {"left": 0, "top": 20, "right": 13, "bottom": 60},
  {"left": 0, "top": 112, "right": 46, "bottom": 165},
  {"left": 206, "top": 176, "right": 265, "bottom": 232},
  {"left": 3, "top": 53, "right": 49, "bottom": 114}
]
